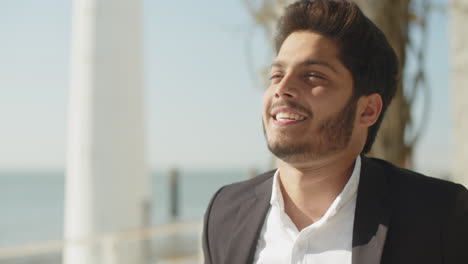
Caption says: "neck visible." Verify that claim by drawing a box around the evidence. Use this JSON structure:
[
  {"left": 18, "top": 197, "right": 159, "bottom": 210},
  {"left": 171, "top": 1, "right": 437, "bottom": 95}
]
[{"left": 277, "top": 152, "right": 358, "bottom": 231}]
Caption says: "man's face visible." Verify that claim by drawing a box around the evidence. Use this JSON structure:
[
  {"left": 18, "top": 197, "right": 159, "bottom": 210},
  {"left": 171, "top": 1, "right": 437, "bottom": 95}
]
[{"left": 262, "top": 31, "right": 357, "bottom": 163}]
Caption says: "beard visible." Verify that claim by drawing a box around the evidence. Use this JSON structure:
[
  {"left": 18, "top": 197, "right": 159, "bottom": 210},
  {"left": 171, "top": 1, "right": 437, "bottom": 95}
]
[{"left": 263, "top": 97, "right": 357, "bottom": 163}]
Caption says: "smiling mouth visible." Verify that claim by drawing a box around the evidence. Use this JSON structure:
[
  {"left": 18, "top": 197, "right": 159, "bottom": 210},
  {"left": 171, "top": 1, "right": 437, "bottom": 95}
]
[
  {"left": 272, "top": 112, "right": 307, "bottom": 125},
  {"left": 275, "top": 112, "right": 306, "bottom": 121}
]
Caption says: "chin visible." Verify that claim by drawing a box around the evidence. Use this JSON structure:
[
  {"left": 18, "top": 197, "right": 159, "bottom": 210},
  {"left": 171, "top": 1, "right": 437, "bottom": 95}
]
[
  {"left": 267, "top": 141, "right": 310, "bottom": 161},
  {"left": 267, "top": 138, "right": 349, "bottom": 164}
]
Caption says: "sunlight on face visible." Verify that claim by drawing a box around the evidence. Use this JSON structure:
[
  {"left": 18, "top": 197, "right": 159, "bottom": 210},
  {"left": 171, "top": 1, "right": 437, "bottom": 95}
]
[{"left": 262, "top": 31, "right": 356, "bottom": 163}]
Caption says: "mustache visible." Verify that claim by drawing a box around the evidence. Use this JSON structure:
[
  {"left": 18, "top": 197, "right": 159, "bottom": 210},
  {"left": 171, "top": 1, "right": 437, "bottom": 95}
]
[{"left": 270, "top": 100, "right": 313, "bottom": 118}]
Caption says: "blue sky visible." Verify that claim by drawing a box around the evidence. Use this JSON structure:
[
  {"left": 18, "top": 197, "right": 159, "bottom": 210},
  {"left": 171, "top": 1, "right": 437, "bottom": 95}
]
[{"left": 0, "top": 0, "right": 453, "bottom": 175}]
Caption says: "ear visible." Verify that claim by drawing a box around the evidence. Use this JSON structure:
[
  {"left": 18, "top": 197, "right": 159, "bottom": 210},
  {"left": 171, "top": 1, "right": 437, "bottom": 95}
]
[{"left": 356, "top": 93, "right": 383, "bottom": 128}]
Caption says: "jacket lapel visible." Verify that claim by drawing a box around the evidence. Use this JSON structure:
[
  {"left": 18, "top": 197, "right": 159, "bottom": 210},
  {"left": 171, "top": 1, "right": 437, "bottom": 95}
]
[
  {"left": 352, "top": 156, "right": 392, "bottom": 264},
  {"left": 222, "top": 157, "right": 392, "bottom": 264},
  {"left": 224, "top": 175, "right": 273, "bottom": 264}
]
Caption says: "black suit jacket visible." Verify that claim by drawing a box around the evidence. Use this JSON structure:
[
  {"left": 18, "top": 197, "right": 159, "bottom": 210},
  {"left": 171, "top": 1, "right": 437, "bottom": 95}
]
[{"left": 202, "top": 156, "right": 468, "bottom": 264}]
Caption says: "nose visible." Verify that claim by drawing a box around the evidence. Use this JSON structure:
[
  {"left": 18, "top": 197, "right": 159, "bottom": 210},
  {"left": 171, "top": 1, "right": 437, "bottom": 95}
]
[{"left": 274, "top": 75, "right": 298, "bottom": 99}]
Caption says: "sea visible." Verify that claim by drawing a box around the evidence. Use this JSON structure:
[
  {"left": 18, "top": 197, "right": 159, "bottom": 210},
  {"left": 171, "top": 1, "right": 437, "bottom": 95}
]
[{"left": 0, "top": 169, "right": 252, "bottom": 263}]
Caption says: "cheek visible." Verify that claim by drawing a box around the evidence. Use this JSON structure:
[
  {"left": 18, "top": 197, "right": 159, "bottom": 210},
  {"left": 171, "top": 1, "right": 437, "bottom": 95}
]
[
  {"left": 262, "top": 89, "right": 274, "bottom": 114},
  {"left": 309, "top": 86, "right": 327, "bottom": 97}
]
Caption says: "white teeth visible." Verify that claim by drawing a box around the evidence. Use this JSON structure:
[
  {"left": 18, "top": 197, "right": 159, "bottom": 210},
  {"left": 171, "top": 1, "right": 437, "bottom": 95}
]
[{"left": 276, "top": 112, "right": 305, "bottom": 121}]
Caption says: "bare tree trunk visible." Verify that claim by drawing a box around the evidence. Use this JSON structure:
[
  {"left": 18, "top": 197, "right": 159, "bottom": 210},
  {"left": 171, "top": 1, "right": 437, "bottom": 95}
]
[
  {"left": 354, "top": 0, "right": 411, "bottom": 168},
  {"left": 450, "top": 0, "right": 468, "bottom": 186}
]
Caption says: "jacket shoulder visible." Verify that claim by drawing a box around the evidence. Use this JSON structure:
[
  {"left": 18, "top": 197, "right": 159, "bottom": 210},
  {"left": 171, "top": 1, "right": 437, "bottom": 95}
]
[
  {"left": 202, "top": 170, "right": 275, "bottom": 264},
  {"left": 361, "top": 156, "right": 466, "bottom": 227},
  {"left": 364, "top": 157, "right": 468, "bottom": 262},
  {"left": 211, "top": 170, "right": 275, "bottom": 206},
  {"left": 364, "top": 156, "right": 465, "bottom": 196}
]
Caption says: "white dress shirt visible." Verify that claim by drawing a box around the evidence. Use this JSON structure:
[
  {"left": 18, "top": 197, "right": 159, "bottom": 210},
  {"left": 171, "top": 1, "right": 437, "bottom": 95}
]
[{"left": 254, "top": 156, "right": 361, "bottom": 264}]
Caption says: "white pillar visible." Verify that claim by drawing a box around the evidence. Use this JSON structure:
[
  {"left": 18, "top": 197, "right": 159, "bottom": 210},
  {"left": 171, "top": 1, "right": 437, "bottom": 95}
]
[
  {"left": 64, "top": 0, "right": 149, "bottom": 263},
  {"left": 450, "top": 0, "right": 468, "bottom": 187}
]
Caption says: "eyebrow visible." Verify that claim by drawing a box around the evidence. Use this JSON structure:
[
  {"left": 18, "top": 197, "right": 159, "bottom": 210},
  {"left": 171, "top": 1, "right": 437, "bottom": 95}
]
[{"left": 271, "top": 59, "right": 338, "bottom": 73}]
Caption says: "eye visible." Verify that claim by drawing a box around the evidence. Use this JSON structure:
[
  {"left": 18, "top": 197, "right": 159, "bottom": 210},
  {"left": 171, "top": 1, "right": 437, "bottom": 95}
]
[
  {"left": 306, "top": 73, "right": 325, "bottom": 82},
  {"left": 269, "top": 74, "right": 282, "bottom": 79},
  {"left": 269, "top": 74, "right": 283, "bottom": 83}
]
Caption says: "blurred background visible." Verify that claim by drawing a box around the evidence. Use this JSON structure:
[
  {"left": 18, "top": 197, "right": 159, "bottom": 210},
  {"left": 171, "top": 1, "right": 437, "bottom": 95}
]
[{"left": 0, "top": 0, "right": 466, "bottom": 263}]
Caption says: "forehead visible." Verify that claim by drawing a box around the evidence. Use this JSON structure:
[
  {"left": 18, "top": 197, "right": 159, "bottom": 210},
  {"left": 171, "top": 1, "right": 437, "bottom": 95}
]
[{"left": 274, "top": 31, "right": 342, "bottom": 70}]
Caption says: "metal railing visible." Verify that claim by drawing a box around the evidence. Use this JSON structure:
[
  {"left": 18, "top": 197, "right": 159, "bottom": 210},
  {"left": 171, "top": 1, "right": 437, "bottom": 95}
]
[{"left": 0, "top": 221, "right": 203, "bottom": 264}]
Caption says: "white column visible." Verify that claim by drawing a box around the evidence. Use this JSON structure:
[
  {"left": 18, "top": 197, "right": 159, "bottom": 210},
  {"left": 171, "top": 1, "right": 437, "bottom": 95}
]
[
  {"left": 64, "top": 0, "right": 150, "bottom": 263},
  {"left": 450, "top": 0, "right": 468, "bottom": 187}
]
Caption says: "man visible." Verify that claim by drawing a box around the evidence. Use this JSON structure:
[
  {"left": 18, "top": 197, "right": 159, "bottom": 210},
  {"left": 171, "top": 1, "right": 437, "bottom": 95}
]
[{"left": 202, "top": 0, "right": 468, "bottom": 263}]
